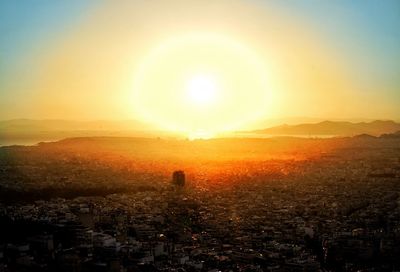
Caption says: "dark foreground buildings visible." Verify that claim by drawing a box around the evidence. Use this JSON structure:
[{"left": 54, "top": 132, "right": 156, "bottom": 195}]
[{"left": 0, "top": 137, "right": 400, "bottom": 271}]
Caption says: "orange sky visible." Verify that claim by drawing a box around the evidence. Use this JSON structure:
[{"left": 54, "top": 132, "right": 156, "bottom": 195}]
[{"left": 1, "top": 0, "right": 399, "bottom": 132}]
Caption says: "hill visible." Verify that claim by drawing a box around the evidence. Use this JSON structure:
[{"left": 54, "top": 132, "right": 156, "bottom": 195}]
[
  {"left": 0, "top": 119, "right": 155, "bottom": 133},
  {"left": 0, "top": 119, "right": 167, "bottom": 146},
  {"left": 252, "top": 120, "right": 400, "bottom": 137},
  {"left": 380, "top": 130, "right": 400, "bottom": 139}
]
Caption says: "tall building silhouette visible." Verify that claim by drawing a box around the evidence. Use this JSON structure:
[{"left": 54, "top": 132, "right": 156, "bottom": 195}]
[{"left": 172, "top": 170, "right": 185, "bottom": 186}]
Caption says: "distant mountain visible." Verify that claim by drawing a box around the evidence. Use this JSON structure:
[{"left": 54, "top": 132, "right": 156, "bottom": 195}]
[
  {"left": 243, "top": 117, "right": 377, "bottom": 130},
  {"left": 380, "top": 130, "right": 400, "bottom": 139},
  {"left": 1, "top": 119, "right": 400, "bottom": 147},
  {"left": 0, "top": 119, "right": 163, "bottom": 146},
  {"left": 353, "top": 133, "right": 377, "bottom": 139},
  {"left": 252, "top": 120, "right": 400, "bottom": 137},
  {"left": 0, "top": 119, "right": 154, "bottom": 132}
]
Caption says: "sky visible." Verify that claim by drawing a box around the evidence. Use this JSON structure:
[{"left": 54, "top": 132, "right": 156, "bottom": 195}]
[{"left": 0, "top": 0, "right": 399, "bottom": 128}]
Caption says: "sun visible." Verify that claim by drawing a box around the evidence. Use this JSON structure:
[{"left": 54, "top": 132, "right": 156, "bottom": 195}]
[
  {"left": 186, "top": 74, "right": 218, "bottom": 106},
  {"left": 131, "top": 33, "right": 272, "bottom": 137}
]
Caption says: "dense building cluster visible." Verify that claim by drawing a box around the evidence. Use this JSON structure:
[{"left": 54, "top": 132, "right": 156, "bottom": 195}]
[{"left": 0, "top": 137, "right": 399, "bottom": 271}]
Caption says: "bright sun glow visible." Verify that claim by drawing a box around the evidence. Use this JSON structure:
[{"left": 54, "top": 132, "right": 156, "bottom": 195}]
[
  {"left": 132, "top": 33, "right": 272, "bottom": 138},
  {"left": 186, "top": 74, "right": 218, "bottom": 106}
]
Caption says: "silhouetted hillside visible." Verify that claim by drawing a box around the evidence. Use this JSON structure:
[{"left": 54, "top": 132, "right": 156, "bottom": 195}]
[
  {"left": 252, "top": 120, "right": 400, "bottom": 136},
  {"left": 0, "top": 119, "right": 167, "bottom": 145},
  {"left": 380, "top": 130, "right": 400, "bottom": 139},
  {"left": 0, "top": 119, "right": 154, "bottom": 133}
]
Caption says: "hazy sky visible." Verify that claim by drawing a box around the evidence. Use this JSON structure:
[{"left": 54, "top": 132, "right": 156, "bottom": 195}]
[{"left": 0, "top": 0, "right": 399, "bottom": 123}]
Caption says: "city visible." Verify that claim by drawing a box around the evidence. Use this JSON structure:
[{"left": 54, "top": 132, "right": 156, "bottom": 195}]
[{"left": 0, "top": 135, "right": 399, "bottom": 271}]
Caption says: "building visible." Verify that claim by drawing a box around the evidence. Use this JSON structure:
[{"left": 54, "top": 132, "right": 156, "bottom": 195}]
[{"left": 172, "top": 171, "right": 185, "bottom": 186}]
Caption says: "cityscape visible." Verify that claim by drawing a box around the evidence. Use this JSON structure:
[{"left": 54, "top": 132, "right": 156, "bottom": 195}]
[
  {"left": 0, "top": 134, "right": 399, "bottom": 271},
  {"left": 1, "top": 0, "right": 400, "bottom": 271}
]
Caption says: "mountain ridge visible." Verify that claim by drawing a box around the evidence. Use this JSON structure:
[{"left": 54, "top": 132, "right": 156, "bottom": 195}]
[
  {"left": 1, "top": 119, "right": 400, "bottom": 138},
  {"left": 251, "top": 120, "right": 400, "bottom": 137}
]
